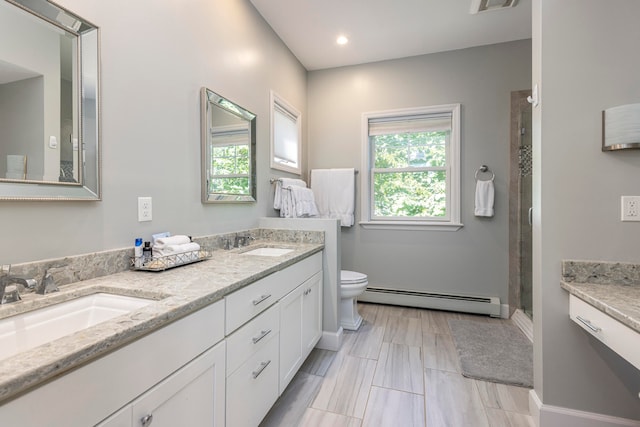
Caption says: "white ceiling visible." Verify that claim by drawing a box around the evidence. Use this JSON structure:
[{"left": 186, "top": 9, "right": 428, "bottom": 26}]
[{"left": 249, "top": 0, "right": 532, "bottom": 71}]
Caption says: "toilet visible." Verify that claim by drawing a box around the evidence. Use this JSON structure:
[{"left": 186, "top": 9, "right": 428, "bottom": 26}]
[{"left": 340, "top": 270, "right": 368, "bottom": 330}]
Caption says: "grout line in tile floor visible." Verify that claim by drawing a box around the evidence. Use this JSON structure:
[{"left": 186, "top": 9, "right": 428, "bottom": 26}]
[{"left": 260, "top": 302, "right": 534, "bottom": 427}]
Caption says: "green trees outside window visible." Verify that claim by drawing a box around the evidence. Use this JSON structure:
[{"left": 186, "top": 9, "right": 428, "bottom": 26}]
[
  {"left": 372, "top": 131, "right": 448, "bottom": 218},
  {"left": 210, "top": 143, "right": 250, "bottom": 195}
]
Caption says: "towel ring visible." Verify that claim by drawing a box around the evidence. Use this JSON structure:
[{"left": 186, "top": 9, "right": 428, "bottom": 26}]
[{"left": 475, "top": 165, "right": 495, "bottom": 181}]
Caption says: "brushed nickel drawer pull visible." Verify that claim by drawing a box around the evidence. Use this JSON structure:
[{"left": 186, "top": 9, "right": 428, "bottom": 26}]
[
  {"left": 252, "top": 294, "right": 271, "bottom": 306},
  {"left": 252, "top": 329, "right": 272, "bottom": 344},
  {"left": 576, "top": 315, "right": 602, "bottom": 333},
  {"left": 252, "top": 360, "right": 271, "bottom": 379}
]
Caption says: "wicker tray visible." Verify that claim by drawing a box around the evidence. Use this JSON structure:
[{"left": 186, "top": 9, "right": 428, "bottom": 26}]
[{"left": 131, "top": 247, "right": 212, "bottom": 272}]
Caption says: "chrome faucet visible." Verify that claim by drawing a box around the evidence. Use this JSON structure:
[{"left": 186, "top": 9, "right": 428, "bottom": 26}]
[
  {"left": 234, "top": 233, "right": 255, "bottom": 248},
  {"left": 0, "top": 265, "right": 37, "bottom": 304},
  {"left": 35, "top": 270, "right": 58, "bottom": 295}
]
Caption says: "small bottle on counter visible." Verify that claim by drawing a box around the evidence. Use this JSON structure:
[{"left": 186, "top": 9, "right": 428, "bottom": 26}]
[
  {"left": 134, "top": 238, "right": 143, "bottom": 267},
  {"left": 142, "top": 241, "right": 152, "bottom": 265}
]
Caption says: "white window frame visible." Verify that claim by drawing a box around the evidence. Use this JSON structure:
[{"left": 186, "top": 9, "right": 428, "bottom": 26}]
[
  {"left": 360, "top": 103, "right": 463, "bottom": 231},
  {"left": 270, "top": 90, "right": 302, "bottom": 175}
]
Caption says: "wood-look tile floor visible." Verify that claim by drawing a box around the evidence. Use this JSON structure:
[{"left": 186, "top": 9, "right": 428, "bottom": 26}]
[{"left": 260, "top": 302, "right": 535, "bottom": 427}]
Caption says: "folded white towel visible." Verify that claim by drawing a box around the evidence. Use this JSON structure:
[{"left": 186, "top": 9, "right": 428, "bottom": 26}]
[
  {"left": 154, "top": 235, "right": 191, "bottom": 249},
  {"left": 153, "top": 242, "right": 200, "bottom": 257},
  {"left": 274, "top": 178, "right": 307, "bottom": 210},
  {"left": 474, "top": 180, "right": 495, "bottom": 217},
  {"left": 311, "top": 168, "right": 355, "bottom": 227},
  {"left": 289, "top": 186, "right": 319, "bottom": 218}
]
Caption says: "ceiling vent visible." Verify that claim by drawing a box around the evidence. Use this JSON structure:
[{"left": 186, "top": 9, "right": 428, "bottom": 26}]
[{"left": 469, "top": 0, "right": 518, "bottom": 14}]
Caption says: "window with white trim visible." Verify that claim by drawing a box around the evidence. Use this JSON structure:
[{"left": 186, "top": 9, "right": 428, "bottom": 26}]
[
  {"left": 361, "top": 104, "right": 462, "bottom": 230},
  {"left": 270, "top": 91, "right": 301, "bottom": 175}
]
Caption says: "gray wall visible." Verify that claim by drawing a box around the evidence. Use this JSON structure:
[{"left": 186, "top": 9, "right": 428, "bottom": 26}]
[
  {"left": 534, "top": 0, "right": 640, "bottom": 420},
  {"left": 0, "top": 77, "right": 44, "bottom": 178},
  {"left": 0, "top": 0, "right": 307, "bottom": 264},
  {"left": 307, "top": 40, "right": 531, "bottom": 306}
]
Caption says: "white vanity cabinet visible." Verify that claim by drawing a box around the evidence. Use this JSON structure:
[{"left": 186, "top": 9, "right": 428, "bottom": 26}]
[
  {"left": 279, "top": 270, "right": 323, "bottom": 393},
  {"left": 226, "top": 304, "right": 280, "bottom": 427},
  {"left": 0, "top": 300, "right": 226, "bottom": 427},
  {"left": 224, "top": 251, "right": 322, "bottom": 427},
  {"left": 97, "top": 341, "right": 226, "bottom": 427}
]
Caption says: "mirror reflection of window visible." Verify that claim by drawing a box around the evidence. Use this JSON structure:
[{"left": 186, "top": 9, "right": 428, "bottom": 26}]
[
  {"left": 210, "top": 124, "right": 250, "bottom": 195},
  {"left": 270, "top": 91, "right": 301, "bottom": 175}
]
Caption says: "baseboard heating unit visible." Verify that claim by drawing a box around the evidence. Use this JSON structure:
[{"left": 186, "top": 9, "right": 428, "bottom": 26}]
[{"left": 359, "top": 287, "right": 501, "bottom": 317}]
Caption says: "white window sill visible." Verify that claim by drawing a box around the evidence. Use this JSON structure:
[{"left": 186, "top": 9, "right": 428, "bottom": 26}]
[{"left": 359, "top": 221, "right": 464, "bottom": 231}]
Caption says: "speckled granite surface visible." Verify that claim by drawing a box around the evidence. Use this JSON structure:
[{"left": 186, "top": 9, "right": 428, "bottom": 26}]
[
  {"left": 561, "top": 260, "right": 640, "bottom": 334},
  {"left": 0, "top": 229, "right": 323, "bottom": 404}
]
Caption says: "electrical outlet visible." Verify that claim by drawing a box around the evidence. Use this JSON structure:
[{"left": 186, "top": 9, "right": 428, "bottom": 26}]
[
  {"left": 621, "top": 196, "right": 640, "bottom": 221},
  {"left": 138, "top": 197, "right": 152, "bottom": 222}
]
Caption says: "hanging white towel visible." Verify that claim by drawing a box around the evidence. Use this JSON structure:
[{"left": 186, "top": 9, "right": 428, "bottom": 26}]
[
  {"left": 273, "top": 178, "right": 307, "bottom": 210},
  {"left": 475, "top": 180, "right": 495, "bottom": 217},
  {"left": 289, "top": 186, "right": 319, "bottom": 218},
  {"left": 310, "top": 168, "right": 355, "bottom": 227}
]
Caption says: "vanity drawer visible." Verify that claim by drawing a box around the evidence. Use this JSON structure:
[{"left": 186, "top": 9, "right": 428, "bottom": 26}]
[
  {"left": 569, "top": 295, "right": 640, "bottom": 370},
  {"left": 225, "top": 252, "right": 322, "bottom": 334},
  {"left": 226, "top": 303, "right": 280, "bottom": 375},
  {"left": 226, "top": 332, "right": 279, "bottom": 427}
]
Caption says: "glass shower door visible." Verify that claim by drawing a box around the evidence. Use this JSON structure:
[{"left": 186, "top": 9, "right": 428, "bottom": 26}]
[{"left": 519, "top": 106, "right": 533, "bottom": 319}]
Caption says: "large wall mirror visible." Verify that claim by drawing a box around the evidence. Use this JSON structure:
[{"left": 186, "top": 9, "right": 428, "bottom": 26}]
[
  {"left": 0, "top": 0, "right": 100, "bottom": 200},
  {"left": 200, "top": 87, "right": 256, "bottom": 203}
]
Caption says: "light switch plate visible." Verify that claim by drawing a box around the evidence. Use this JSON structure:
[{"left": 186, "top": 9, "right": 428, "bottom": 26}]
[
  {"left": 621, "top": 196, "right": 640, "bottom": 221},
  {"left": 138, "top": 197, "right": 152, "bottom": 222}
]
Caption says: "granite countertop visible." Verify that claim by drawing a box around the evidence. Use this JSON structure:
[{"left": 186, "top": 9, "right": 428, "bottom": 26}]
[
  {"left": 560, "top": 260, "right": 640, "bottom": 334},
  {"left": 0, "top": 240, "right": 323, "bottom": 404}
]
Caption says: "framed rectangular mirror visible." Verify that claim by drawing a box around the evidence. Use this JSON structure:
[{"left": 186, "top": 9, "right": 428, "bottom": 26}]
[
  {"left": 0, "top": 0, "right": 100, "bottom": 200},
  {"left": 200, "top": 88, "right": 256, "bottom": 203}
]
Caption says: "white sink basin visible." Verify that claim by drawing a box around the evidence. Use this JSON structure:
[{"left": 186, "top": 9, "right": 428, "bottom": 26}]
[
  {"left": 0, "top": 293, "right": 153, "bottom": 361},
  {"left": 241, "top": 247, "right": 294, "bottom": 257}
]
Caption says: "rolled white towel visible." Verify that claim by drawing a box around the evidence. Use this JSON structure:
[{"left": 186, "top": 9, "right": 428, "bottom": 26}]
[
  {"left": 154, "top": 235, "right": 191, "bottom": 249},
  {"left": 153, "top": 242, "right": 200, "bottom": 257}
]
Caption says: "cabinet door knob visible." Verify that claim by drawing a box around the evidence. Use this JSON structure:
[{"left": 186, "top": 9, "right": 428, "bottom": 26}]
[{"left": 141, "top": 414, "right": 153, "bottom": 426}]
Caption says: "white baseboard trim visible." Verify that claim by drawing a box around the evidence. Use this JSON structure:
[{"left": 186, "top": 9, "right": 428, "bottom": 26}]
[
  {"left": 501, "top": 303, "right": 510, "bottom": 319},
  {"left": 530, "top": 388, "right": 640, "bottom": 427},
  {"left": 512, "top": 309, "right": 533, "bottom": 343},
  {"left": 530, "top": 389, "right": 541, "bottom": 426},
  {"left": 316, "top": 328, "right": 343, "bottom": 352}
]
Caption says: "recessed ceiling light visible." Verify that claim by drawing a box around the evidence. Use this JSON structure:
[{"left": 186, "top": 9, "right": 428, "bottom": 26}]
[{"left": 336, "top": 35, "right": 349, "bottom": 45}]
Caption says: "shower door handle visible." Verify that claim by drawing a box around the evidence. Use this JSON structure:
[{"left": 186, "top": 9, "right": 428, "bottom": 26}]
[{"left": 528, "top": 207, "right": 533, "bottom": 226}]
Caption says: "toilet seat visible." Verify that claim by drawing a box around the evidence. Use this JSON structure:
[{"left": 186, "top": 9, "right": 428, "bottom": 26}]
[{"left": 341, "top": 270, "right": 367, "bottom": 284}]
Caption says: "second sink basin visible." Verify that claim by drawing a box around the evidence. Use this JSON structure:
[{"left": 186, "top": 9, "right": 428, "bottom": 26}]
[
  {"left": 0, "top": 293, "right": 153, "bottom": 361},
  {"left": 241, "top": 247, "right": 294, "bottom": 257}
]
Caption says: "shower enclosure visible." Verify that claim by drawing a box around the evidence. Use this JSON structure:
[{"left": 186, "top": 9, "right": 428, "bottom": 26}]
[{"left": 509, "top": 90, "right": 533, "bottom": 321}]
